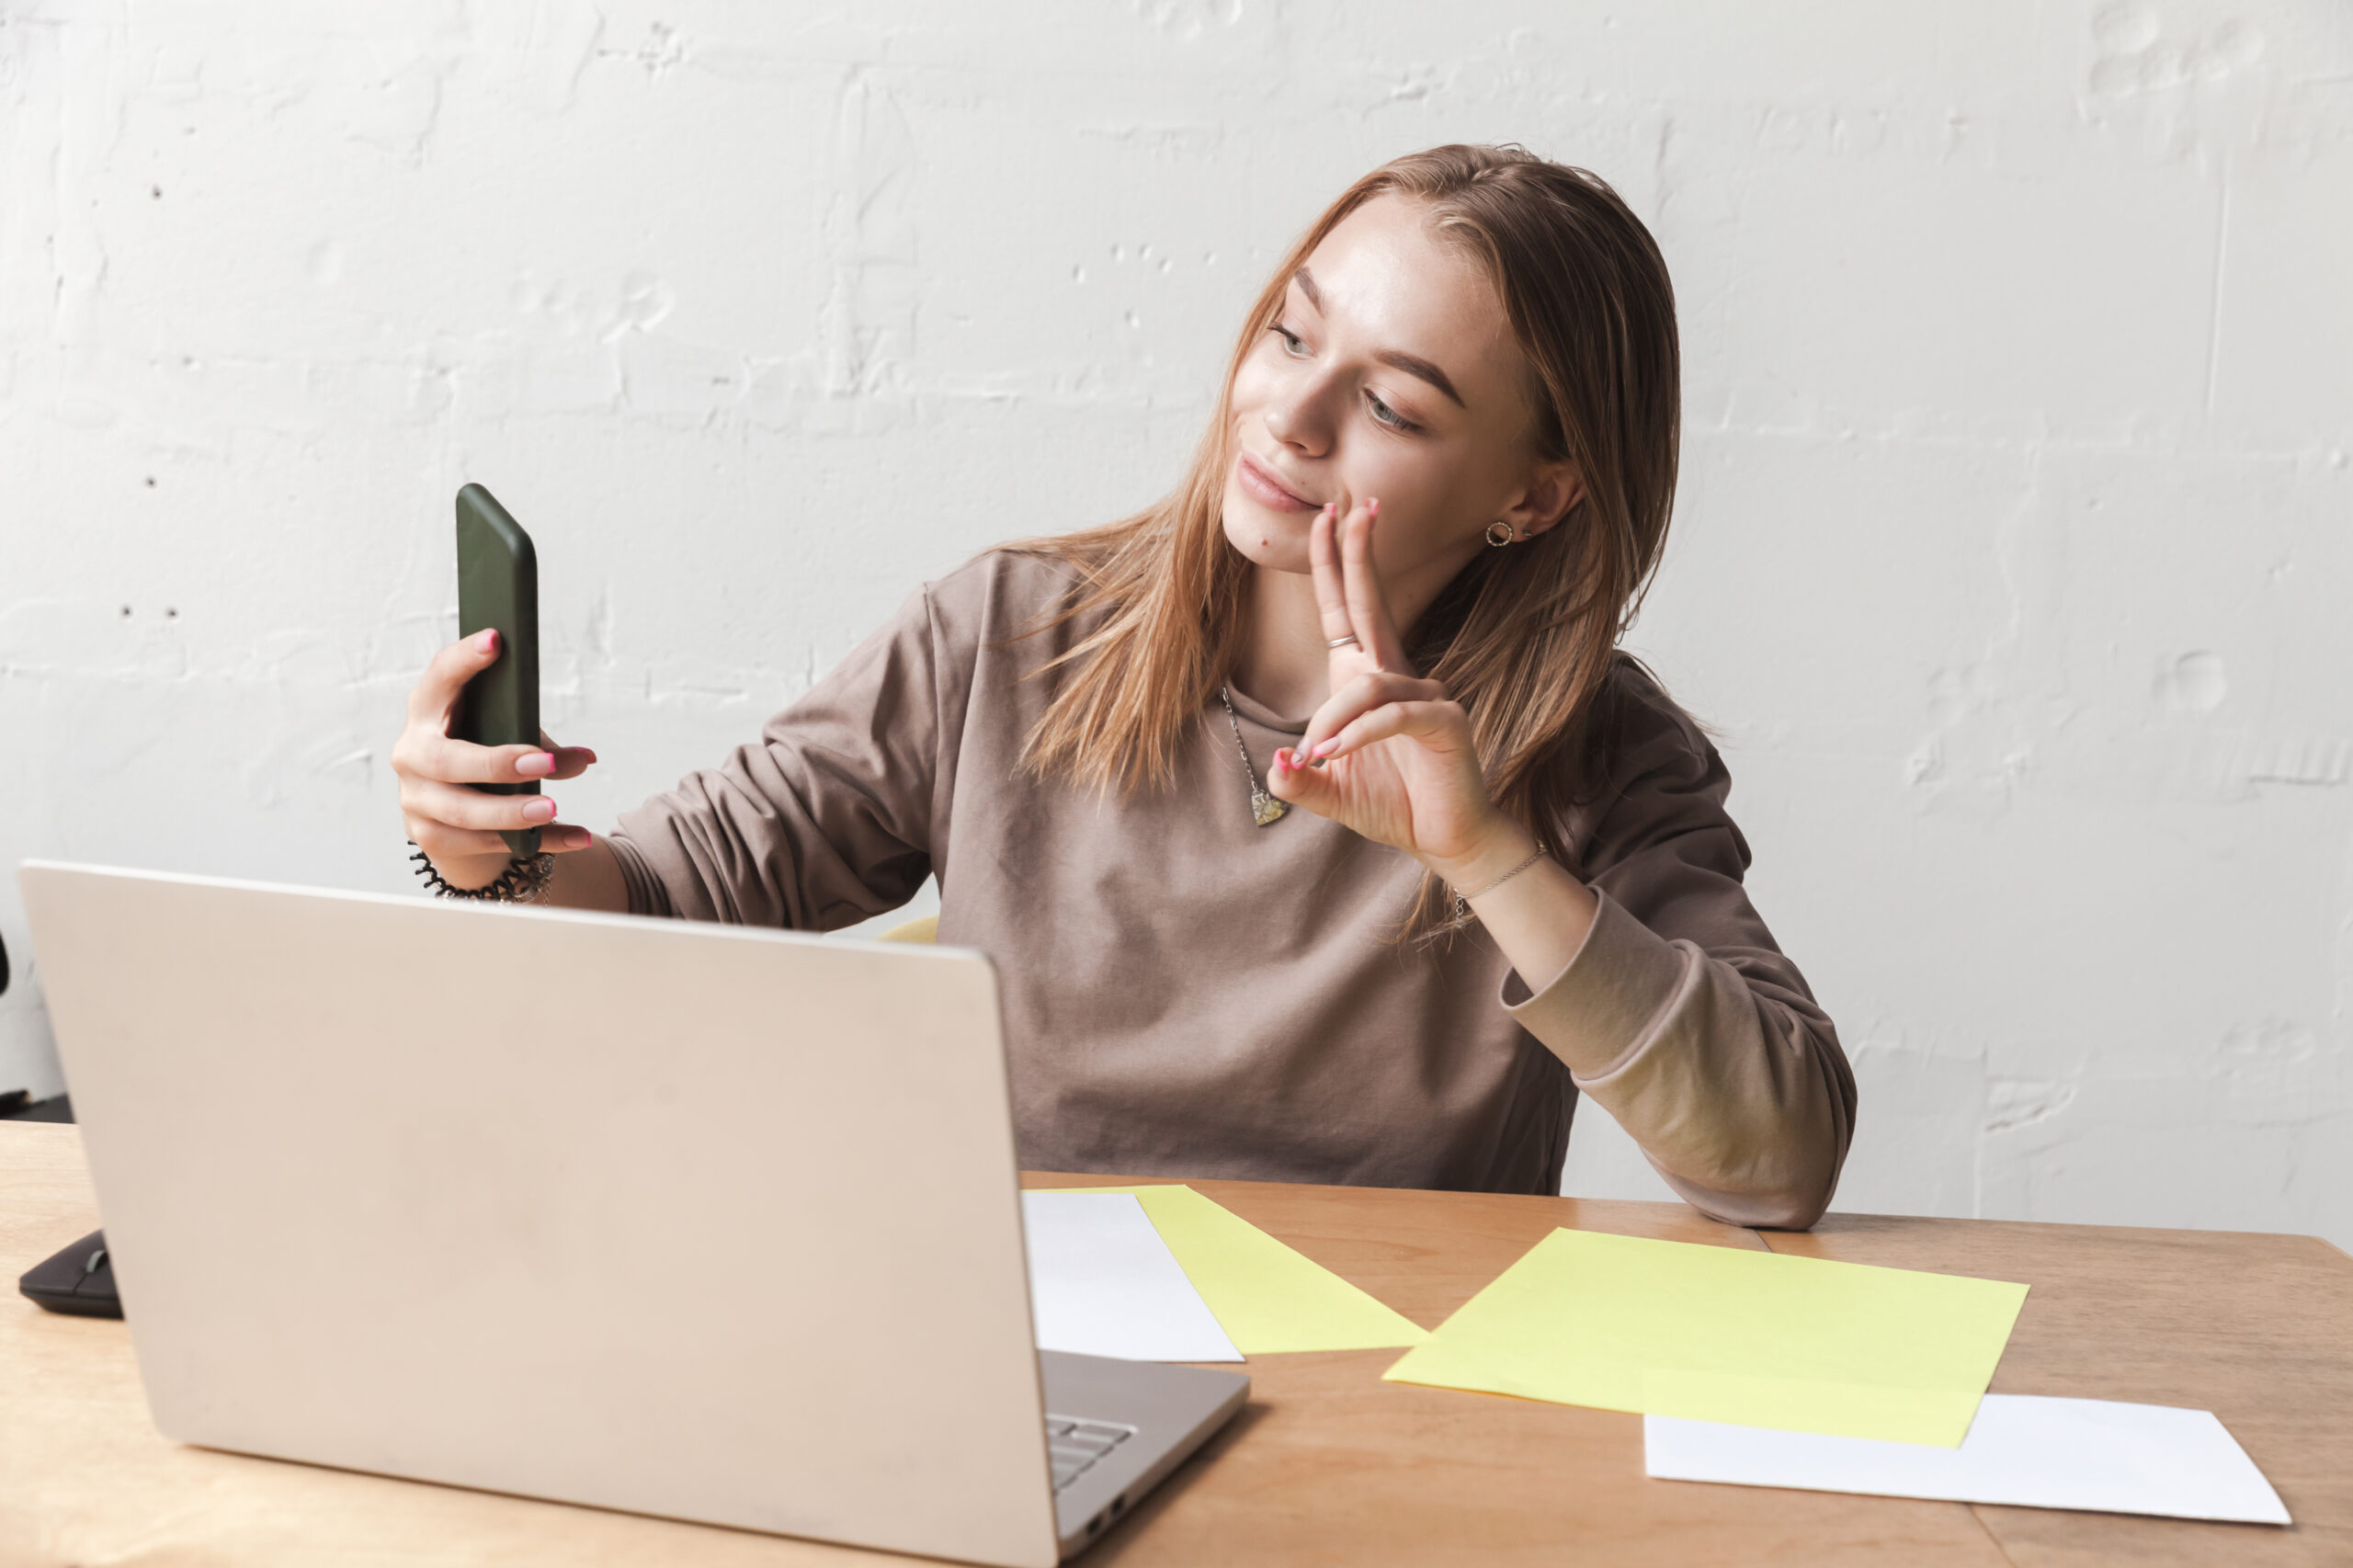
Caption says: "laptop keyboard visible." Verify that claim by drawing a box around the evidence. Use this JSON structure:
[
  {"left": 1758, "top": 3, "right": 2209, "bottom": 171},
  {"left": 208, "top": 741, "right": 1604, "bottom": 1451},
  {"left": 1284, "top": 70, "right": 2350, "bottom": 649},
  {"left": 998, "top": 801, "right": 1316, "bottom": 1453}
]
[{"left": 1045, "top": 1415, "right": 1136, "bottom": 1493}]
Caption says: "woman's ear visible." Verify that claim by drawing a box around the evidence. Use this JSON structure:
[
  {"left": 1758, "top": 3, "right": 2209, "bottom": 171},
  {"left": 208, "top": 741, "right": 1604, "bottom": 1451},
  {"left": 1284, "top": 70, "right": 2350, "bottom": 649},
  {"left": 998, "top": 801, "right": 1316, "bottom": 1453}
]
[{"left": 1498, "top": 459, "right": 1585, "bottom": 540}]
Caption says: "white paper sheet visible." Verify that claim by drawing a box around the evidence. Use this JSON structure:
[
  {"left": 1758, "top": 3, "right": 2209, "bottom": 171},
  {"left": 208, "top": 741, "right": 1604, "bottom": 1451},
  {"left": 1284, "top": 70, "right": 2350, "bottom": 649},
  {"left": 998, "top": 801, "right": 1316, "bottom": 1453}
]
[
  {"left": 1020, "top": 1191, "right": 1243, "bottom": 1363},
  {"left": 1646, "top": 1393, "right": 2289, "bottom": 1525}
]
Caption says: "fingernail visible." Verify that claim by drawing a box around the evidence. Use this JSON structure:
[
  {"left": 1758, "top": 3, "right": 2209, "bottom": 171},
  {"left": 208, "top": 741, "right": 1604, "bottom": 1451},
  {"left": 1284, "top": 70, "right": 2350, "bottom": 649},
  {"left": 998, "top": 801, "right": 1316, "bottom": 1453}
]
[
  {"left": 563, "top": 827, "right": 592, "bottom": 848},
  {"left": 1368, "top": 497, "right": 1381, "bottom": 517},
  {"left": 476, "top": 629, "right": 499, "bottom": 651},
  {"left": 524, "top": 798, "right": 557, "bottom": 823},
  {"left": 516, "top": 752, "right": 555, "bottom": 778},
  {"left": 1313, "top": 739, "right": 1339, "bottom": 757}
]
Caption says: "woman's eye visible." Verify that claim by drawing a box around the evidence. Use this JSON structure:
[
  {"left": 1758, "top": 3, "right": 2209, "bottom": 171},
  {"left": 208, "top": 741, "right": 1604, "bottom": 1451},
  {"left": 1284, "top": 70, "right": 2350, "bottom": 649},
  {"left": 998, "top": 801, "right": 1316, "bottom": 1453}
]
[
  {"left": 1270, "top": 324, "right": 1309, "bottom": 358},
  {"left": 1366, "top": 392, "right": 1417, "bottom": 433}
]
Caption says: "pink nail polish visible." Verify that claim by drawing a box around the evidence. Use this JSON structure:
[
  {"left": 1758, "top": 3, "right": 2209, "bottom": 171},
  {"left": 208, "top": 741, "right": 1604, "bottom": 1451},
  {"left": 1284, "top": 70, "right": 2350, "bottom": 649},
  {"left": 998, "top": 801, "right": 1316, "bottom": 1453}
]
[
  {"left": 525, "top": 799, "right": 557, "bottom": 823},
  {"left": 1313, "top": 739, "right": 1339, "bottom": 757},
  {"left": 477, "top": 629, "right": 499, "bottom": 652}
]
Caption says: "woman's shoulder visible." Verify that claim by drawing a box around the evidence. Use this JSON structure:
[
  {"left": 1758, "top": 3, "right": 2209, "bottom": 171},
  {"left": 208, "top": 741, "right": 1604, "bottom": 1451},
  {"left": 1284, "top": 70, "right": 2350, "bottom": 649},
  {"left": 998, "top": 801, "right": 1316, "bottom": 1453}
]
[
  {"left": 1574, "top": 654, "right": 1734, "bottom": 836},
  {"left": 917, "top": 544, "right": 1101, "bottom": 641},
  {"left": 1562, "top": 657, "right": 1765, "bottom": 908},
  {"left": 1597, "top": 655, "right": 1713, "bottom": 769}
]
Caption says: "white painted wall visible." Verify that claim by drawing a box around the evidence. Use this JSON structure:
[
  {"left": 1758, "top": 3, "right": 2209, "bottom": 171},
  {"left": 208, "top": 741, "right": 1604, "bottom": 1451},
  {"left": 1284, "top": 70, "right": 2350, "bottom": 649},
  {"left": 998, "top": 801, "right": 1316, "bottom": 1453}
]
[{"left": 4, "top": 3, "right": 2347, "bottom": 1246}]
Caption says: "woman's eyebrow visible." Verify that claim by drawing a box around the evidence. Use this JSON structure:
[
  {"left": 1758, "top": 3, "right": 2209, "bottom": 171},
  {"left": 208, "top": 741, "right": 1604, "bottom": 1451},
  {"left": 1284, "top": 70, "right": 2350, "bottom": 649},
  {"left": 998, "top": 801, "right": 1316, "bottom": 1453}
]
[
  {"left": 1291, "top": 267, "right": 1467, "bottom": 410},
  {"left": 1375, "top": 349, "right": 1465, "bottom": 408}
]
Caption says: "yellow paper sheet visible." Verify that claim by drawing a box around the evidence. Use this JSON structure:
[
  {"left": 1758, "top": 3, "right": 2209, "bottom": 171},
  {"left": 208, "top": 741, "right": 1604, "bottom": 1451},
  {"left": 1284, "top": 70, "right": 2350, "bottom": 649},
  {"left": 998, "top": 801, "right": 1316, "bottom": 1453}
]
[
  {"left": 1381, "top": 1229, "right": 2027, "bottom": 1447},
  {"left": 1068, "top": 1185, "right": 1427, "bottom": 1354}
]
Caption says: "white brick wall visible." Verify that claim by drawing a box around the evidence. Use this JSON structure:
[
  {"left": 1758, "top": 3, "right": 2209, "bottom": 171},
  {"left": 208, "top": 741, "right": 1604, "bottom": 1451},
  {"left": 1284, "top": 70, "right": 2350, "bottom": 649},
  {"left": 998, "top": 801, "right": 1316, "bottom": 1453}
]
[{"left": 4, "top": 2, "right": 2347, "bottom": 1245}]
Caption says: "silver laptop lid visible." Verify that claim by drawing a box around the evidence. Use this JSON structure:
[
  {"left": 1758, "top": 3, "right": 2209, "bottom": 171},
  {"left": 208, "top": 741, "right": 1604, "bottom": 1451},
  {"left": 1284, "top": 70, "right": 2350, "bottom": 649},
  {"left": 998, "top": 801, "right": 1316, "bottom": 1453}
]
[{"left": 20, "top": 862, "right": 1063, "bottom": 1568}]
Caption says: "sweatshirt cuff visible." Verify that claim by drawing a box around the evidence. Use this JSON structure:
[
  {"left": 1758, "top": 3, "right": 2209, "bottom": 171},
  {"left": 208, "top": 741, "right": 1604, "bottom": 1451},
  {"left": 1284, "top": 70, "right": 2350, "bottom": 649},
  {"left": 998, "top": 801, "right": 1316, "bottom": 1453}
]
[
  {"left": 1500, "top": 889, "right": 1693, "bottom": 1080},
  {"left": 601, "top": 832, "right": 676, "bottom": 919}
]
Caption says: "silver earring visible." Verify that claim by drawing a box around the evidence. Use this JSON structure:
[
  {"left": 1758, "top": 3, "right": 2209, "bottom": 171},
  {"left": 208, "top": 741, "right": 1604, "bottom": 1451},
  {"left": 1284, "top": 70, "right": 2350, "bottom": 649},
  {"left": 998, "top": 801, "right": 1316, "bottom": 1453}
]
[{"left": 1485, "top": 520, "right": 1516, "bottom": 548}]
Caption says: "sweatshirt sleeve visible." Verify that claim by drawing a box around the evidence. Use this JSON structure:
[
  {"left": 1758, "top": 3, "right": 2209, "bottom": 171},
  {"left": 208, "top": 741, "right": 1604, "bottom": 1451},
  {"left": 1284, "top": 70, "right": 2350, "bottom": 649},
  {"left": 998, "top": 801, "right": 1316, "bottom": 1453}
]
[
  {"left": 1502, "top": 671, "right": 1858, "bottom": 1230},
  {"left": 602, "top": 576, "right": 962, "bottom": 931}
]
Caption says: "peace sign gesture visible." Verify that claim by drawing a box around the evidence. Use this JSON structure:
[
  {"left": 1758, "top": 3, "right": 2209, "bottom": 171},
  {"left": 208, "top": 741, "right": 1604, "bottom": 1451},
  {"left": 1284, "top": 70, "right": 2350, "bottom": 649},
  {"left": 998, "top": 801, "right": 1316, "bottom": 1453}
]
[{"left": 1267, "top": 499, "right": 1527, "bottom": 885}]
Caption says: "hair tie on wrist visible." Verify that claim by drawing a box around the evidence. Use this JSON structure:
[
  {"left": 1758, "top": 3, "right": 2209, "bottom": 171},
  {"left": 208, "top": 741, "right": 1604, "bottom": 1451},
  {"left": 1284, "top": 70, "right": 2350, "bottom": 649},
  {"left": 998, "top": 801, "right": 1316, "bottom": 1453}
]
[{"left": 408, "top": 842, "right": 555, "bottom": 903}]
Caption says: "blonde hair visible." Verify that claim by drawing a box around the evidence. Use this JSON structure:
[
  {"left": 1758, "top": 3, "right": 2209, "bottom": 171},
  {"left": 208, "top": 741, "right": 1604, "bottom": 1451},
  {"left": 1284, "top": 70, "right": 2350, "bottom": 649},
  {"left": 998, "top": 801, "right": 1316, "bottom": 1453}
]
[{"left": 1010, "top": 144, "right": 1682, "bottom": 929}]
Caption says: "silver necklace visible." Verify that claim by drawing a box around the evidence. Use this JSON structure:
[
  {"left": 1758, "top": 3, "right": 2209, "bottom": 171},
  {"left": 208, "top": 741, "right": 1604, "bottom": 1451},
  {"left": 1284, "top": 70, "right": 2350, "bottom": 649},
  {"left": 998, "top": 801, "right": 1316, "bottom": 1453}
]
[{"left": 1217, "top": 685, "right": 1289, "bottom": 827}]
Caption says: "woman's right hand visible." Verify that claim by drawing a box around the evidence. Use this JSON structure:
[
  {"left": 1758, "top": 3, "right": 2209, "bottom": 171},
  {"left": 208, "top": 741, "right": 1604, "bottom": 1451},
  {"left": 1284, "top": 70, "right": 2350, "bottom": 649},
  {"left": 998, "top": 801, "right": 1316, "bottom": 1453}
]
[{"left": 393, "top": 629, "right": 599, "bottom": 891}]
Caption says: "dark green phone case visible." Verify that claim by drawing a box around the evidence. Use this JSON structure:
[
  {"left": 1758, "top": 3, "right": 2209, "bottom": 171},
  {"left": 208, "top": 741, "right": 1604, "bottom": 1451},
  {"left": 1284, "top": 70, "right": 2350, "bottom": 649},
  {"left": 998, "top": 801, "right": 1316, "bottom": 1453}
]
[{"left": 452, "top": 483, "right": 541, "bottom": 858}]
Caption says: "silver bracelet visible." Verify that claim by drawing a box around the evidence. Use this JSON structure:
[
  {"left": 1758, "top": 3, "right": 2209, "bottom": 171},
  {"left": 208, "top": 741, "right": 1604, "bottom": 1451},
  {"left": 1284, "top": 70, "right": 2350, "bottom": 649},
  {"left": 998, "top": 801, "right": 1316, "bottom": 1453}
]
[{"left": 1451, "top": 842, "right": 1550, "bottom": 922}]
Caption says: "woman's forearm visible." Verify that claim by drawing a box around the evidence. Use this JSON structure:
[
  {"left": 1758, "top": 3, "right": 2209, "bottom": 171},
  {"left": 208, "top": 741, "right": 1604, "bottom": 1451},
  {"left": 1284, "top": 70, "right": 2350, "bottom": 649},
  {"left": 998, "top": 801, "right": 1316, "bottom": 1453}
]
[
  {"left": 542, "top": 835, "right": 631, "bottom": 913},
  {"left": 1438, "top": 823, "right": 1599, "bottom": 995},
  {"left": 1466, "top": 828, "right": 1853, "bottom": 1228}
]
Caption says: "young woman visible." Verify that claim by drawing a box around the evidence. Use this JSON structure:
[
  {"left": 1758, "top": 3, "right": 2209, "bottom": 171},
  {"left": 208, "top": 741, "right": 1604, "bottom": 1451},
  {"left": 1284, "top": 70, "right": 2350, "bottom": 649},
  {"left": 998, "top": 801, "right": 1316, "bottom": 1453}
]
[{"left": 394, "top": 144, "right": 1856, "bottom": 1228}]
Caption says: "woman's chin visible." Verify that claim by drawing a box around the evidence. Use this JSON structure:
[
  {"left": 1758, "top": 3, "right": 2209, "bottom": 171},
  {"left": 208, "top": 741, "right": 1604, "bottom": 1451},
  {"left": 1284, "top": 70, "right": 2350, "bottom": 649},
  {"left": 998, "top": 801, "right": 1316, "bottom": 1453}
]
[{"left": 1220, "top": 494, "right": 1315, "bottom": 574}]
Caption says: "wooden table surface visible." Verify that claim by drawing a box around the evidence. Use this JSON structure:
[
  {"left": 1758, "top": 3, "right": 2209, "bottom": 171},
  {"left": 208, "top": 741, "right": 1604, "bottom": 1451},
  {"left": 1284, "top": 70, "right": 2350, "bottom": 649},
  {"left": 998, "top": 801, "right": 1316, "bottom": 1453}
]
[{"left": 4, "top": 1121, "right": 2347, "bottom": 1566}]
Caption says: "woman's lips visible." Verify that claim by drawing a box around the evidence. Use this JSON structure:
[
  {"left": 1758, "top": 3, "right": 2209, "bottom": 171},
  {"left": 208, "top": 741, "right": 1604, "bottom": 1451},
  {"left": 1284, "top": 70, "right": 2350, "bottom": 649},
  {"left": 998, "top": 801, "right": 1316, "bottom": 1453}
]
[{"left": 1236, "top": 452, "right": 1318, "bottom": 513}]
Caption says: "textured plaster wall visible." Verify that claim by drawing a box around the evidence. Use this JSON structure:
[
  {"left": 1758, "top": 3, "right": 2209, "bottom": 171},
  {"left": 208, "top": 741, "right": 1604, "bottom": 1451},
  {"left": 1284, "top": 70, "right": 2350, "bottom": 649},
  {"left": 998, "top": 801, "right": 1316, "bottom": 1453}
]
[{"left": 3, "top": 3, "right": 2347, "bottom": 1245}]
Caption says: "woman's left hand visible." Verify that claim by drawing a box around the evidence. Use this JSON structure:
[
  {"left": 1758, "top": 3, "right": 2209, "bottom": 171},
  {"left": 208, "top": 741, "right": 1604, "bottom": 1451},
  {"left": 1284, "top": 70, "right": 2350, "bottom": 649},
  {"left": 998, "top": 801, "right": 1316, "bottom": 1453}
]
[{"left": 1267, "top": 499, "right": 1533, "bottom": 885}]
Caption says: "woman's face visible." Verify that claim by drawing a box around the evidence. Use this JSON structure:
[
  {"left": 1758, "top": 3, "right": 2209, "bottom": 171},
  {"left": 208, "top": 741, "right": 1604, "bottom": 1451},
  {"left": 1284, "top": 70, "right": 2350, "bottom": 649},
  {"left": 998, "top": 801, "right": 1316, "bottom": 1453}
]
[{"left": 1222, "top": 194, "right": 1576, "bottom": 608}]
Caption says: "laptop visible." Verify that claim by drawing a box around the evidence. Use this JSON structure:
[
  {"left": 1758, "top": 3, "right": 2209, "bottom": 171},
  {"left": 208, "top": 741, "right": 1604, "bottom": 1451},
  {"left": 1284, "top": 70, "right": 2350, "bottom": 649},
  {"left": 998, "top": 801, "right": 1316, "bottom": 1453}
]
[{"left": 18, "top": 861, "right": 1248, "bottom": 1566}]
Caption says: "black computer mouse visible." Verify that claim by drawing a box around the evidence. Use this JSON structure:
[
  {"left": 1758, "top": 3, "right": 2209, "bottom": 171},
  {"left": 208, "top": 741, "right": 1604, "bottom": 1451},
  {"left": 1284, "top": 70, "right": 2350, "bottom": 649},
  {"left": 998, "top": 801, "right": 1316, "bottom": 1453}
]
[{"left": 18, "top": 1230, "right": 121, "bottom": 1318}]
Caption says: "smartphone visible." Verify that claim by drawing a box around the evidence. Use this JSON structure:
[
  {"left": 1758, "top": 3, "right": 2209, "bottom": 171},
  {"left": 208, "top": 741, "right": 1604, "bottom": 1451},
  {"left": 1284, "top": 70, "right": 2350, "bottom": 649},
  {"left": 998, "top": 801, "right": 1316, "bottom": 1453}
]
[{"left": 451, "top": 483, "right": 541, "bottom": 857}]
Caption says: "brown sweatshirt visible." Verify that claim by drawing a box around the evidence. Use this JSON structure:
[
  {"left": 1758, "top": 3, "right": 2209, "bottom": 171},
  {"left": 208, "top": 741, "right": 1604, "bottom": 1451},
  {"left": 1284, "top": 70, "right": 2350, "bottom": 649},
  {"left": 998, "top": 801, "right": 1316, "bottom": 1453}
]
[{"left": 607, "top": 550, "right": 1856, "bottom": 1228}]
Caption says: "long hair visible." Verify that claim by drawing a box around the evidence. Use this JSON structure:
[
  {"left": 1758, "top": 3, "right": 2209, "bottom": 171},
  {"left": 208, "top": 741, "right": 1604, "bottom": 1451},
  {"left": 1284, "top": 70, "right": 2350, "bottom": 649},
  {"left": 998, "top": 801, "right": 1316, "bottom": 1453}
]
[{"left": 1009, "top": 144, "right": 1682, "bottom": 931}]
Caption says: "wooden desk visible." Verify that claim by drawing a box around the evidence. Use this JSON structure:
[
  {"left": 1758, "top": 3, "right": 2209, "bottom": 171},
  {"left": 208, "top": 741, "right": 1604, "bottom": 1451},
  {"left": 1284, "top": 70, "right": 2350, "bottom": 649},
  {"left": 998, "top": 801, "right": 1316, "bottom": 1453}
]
[{"left": 4, "top": 1122, "right": 2347, "bottom": 1565}]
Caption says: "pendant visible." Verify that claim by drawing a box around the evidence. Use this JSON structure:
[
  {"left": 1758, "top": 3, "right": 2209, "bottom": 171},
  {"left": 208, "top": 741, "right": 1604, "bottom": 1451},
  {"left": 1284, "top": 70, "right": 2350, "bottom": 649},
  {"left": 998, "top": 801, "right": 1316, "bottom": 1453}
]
[{"left": 1251, "top": 789, "right": 1289, "bottom": 827}]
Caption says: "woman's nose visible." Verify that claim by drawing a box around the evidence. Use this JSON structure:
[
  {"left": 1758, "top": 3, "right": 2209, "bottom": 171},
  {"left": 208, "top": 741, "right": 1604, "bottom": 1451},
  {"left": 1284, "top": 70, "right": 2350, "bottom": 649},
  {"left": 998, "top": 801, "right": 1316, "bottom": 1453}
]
[{"left": 1263, "top": 377, "right": 1331, "bottom": 455}]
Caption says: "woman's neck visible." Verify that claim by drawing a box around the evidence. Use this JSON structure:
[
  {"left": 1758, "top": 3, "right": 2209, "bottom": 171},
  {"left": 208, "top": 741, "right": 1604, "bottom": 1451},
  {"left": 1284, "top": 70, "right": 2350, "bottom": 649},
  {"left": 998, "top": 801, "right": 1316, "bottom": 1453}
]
[
  {"left": 1229, "top": 554, "right": 1468, "bottom": 721},
  {"left": 1230, "top": 566, "right": 1332, "bottom": 722}
]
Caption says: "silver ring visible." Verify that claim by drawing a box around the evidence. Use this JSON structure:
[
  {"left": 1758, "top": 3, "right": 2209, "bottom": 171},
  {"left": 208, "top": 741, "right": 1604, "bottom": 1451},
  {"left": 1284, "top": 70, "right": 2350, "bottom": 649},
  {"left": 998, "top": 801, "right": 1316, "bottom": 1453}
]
[{"left": 1327, "top": 635, "right": 1360, "bottom": 650}]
